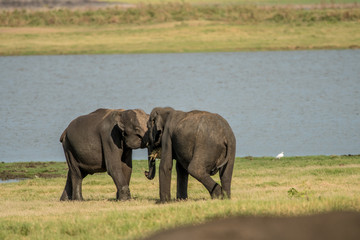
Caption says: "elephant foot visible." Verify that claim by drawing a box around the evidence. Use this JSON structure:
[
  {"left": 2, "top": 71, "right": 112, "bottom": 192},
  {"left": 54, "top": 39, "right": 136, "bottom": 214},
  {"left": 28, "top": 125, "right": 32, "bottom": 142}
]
[
  {"left": 176, "top": 196, "right": 188, "bottom": 201},
  {"left": 160, "top": 192, "right": 171, "bottom": 203},
  {"left": 210, "top": 183, "right": 224, "bottom": 199},
  {"left": 60, "top": 196, "right": 69, "bottom": 201},
  {"left": 60, "top": 190, "right": 71, "bottom": 201},
  {"left": 61, "top": 196, "right": 84, "bottom": 201},
  {"left": 117, "top": 186, "right": 131, "bottom": 201}
]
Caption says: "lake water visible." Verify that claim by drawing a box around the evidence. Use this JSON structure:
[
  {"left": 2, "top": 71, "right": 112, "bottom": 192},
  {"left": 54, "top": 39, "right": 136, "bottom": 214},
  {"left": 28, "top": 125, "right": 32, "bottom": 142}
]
[{"left": 0, "top": 50, "right": 359, "bottom": 163}]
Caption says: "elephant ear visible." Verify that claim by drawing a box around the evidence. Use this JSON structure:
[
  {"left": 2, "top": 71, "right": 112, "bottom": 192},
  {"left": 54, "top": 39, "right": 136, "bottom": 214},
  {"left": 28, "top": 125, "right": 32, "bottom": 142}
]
[
  {"left": 157, "top": 107, "right": 173, "bottom": 122},
  {"left": 150, "top": 109, "right": 158, "bottom": 121},
  {"left": 111, "top": 124, "right": 123, "bottom": 149},
  {"left": 117, "top": 119, "right": 125, "bottom": 134},
  {"left": 116, "top": 111, "right": 128, "bottom": 133},
  {"left": 111, "top": 112, "right": 126, "bottom": 149}
]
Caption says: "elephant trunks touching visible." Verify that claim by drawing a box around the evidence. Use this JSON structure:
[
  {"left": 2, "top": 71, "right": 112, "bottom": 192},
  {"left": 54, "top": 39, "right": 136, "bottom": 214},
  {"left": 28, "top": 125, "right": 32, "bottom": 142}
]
[{"left": 149, "top": 147, "right": 161, "bottom": 160}]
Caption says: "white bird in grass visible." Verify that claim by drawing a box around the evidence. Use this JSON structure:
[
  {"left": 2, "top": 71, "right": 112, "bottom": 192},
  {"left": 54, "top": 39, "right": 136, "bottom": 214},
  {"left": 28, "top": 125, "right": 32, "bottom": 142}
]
[{"left": 275, "top": 152, "right": 284, "bottom": 159}]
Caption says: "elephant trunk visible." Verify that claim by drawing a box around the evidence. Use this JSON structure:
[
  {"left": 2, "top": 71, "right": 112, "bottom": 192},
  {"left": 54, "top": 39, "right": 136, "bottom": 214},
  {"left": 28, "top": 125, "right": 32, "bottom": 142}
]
[
  {"left": 141, "top": 130, "right": 150, "bottom": 149},
  {"left": 144, "top": 147, "right": 157, "bottom": 180}
]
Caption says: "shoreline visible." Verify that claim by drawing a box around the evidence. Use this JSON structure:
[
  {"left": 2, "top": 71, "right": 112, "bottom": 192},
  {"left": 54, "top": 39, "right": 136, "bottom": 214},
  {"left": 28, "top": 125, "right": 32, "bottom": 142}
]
[{"left": 1, "top": 154, "right": 359, "bottom": 181}]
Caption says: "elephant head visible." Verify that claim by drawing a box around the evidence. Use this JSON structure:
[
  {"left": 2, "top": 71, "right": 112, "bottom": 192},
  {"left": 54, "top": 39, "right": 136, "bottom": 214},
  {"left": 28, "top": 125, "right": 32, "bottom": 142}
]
[
  {"left": 116, "top": 109, "right": 149, "bottom": 149},
  {"left": 147, "top": 107, "right": 173, "bottom": 148},
  {"left": 144, "top": 107, "right": 173, "bottom": 180}
]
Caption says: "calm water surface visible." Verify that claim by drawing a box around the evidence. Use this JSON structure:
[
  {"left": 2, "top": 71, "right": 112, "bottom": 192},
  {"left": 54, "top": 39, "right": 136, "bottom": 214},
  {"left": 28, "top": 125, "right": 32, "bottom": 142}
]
[{"left": 0, "top": 50, "right": 359, "bottom": 162}]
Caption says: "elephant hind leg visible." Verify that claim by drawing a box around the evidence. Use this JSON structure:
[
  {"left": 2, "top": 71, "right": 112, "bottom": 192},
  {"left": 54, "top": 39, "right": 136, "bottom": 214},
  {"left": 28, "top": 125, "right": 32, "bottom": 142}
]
[
  {"left": 60, "top": 145, "right": 74, "bottom": 201},
  {"left": 60, "top": 170, "right": 86, "bottom": 201},
  {"left": 60, "top": 169, "right": 72, "bottom": 201},
  {"left": 187, "top": 155, "right": 223, "bottom": 199},
  {"left": 219, "top": 160, "right": 234, "bottom": 199},
  {"left": 176, "top": 161, "right": 189, "bottom": 200},
  {"left": 69, "top": 168, "right": 86, "bottom": 201},
  {"left": 63, "top": 147, "right": 85, "bottom": 201}
]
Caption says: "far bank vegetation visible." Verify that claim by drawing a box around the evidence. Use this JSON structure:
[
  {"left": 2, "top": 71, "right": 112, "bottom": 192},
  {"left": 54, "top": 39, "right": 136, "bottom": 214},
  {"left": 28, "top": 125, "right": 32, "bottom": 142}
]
[{"left": 1, "top": 3, "right": 360, "bottom": 26}]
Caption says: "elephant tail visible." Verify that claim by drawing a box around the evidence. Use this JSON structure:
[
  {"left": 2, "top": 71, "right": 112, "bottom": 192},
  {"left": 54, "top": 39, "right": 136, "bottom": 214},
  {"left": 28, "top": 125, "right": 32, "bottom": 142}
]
[
  {"left": 220, "top": 135, "right": 236, "bottom": 169},
  {"left": 60, "top": 130, "right": 67, "bottom": 143},
  {"left": 219, "top": 139, "right": 229, "bottom": 168},
  {"left": 210, "top": 139, "right": 231, "bottom": 175}
]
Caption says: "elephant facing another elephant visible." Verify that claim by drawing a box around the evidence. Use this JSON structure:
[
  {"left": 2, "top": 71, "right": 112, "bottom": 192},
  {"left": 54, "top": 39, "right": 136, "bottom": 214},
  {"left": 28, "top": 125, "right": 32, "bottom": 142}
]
[
  {"left": 59, "top": 108, "right": 149, "bottom": 201},
  {"left": 145, "top": 107, "right": 236, "bottom": 202},
  {"left": 59, "top": 107, "right": 236, "bottom": 202}
]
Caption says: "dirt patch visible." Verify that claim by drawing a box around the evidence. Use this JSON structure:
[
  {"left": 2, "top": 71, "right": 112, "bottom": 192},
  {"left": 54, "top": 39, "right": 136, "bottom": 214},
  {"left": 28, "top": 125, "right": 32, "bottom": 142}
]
[
  {"left": 145, "top": 212, "right": 360, "bottom": 240},
  {"left": 0, "top": 161, "right": 67, "bottom": 180},
  {"left": 0, "top": 171, "right": 29, "bottom": 180}
]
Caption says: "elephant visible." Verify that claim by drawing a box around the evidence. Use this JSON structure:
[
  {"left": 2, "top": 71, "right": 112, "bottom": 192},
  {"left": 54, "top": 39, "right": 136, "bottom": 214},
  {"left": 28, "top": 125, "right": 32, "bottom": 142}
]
[
  {"left": 145, "top": 107, "right": 236, "bottom": 202},
  {"left": 59, "top": 108, "right": 149, "bottom": 201}
]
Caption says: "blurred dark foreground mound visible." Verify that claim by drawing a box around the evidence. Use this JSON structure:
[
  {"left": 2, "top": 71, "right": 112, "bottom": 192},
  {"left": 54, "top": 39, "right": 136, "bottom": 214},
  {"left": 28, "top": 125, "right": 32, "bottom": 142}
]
[{"left": 145, "top": 212, "right": 360, "bottom": 240}]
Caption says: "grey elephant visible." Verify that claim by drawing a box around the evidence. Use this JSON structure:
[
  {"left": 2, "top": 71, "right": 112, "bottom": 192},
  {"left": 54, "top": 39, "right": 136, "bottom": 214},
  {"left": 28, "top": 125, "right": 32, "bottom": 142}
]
[
  {"left": 59, "top": 108, "right": 149, "bottom": 201},
  {"left": 145, "top": 107, "right": 236, "bottom": 202}
]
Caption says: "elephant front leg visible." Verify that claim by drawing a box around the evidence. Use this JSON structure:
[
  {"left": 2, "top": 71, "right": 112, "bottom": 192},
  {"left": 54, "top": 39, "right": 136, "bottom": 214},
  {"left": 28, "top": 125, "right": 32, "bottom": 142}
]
[
  {"left": 176, "top": 161, "right": 189, "bottom": 200},
  {"left": 119, "top": 149, "right": 133, "bottom": 200},
  {"left": 103, "top": 141, "right": 131, "bottom": 201},
  {"left": 116, "top": 186, "right": 131, "bottom": 200},
  {"left": 159, "top": 136, "right": 173, "bottom": 202},
  {"left": 121, "top": 148, "right": 133, "bottom": 186},
  {"left": 108, "top": 166, "right": 131, "bottom": 201},
  {"left": 107, "top": 157, "right": 131, "bottom": 200}
]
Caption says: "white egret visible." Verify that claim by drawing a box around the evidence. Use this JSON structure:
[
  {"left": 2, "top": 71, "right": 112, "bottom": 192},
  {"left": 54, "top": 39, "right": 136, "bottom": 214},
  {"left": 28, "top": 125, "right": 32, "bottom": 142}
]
[{"left": 276, "top": 152, "right": 284, "bottom": 159}]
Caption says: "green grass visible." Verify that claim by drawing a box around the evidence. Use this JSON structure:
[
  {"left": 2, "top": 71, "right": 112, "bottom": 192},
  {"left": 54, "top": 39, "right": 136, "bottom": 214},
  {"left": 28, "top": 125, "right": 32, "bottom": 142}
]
[
  {"left": 0, "top": 3, "right": 359, "bottom": 55},
  {"left": 102, "top": 0, "right": 360, "bottom": 5},
  {"left": 0, "top": 155, "right": 359, "bottom": 239},
  {"left": 1, "top": 21, "right": 359, "bottom": 55},
  {"left": 2, "top": 4, "right": 360, "bottom": 26}
]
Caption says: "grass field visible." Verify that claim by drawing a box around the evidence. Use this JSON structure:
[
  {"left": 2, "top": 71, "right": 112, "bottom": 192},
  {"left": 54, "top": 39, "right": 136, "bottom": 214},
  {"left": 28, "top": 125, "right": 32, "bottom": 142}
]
[
  {"left": 1, "top": 2, "right": 360, "bottom": 55},
  {"left": 102, "top": 0, "right": 359, "bottom": 4},
  {"left": 1, "top": 21, "right": 359, "bottom": 55},
  {"left": 1, "top": 155, "right": 359, "bottom": 239}
]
